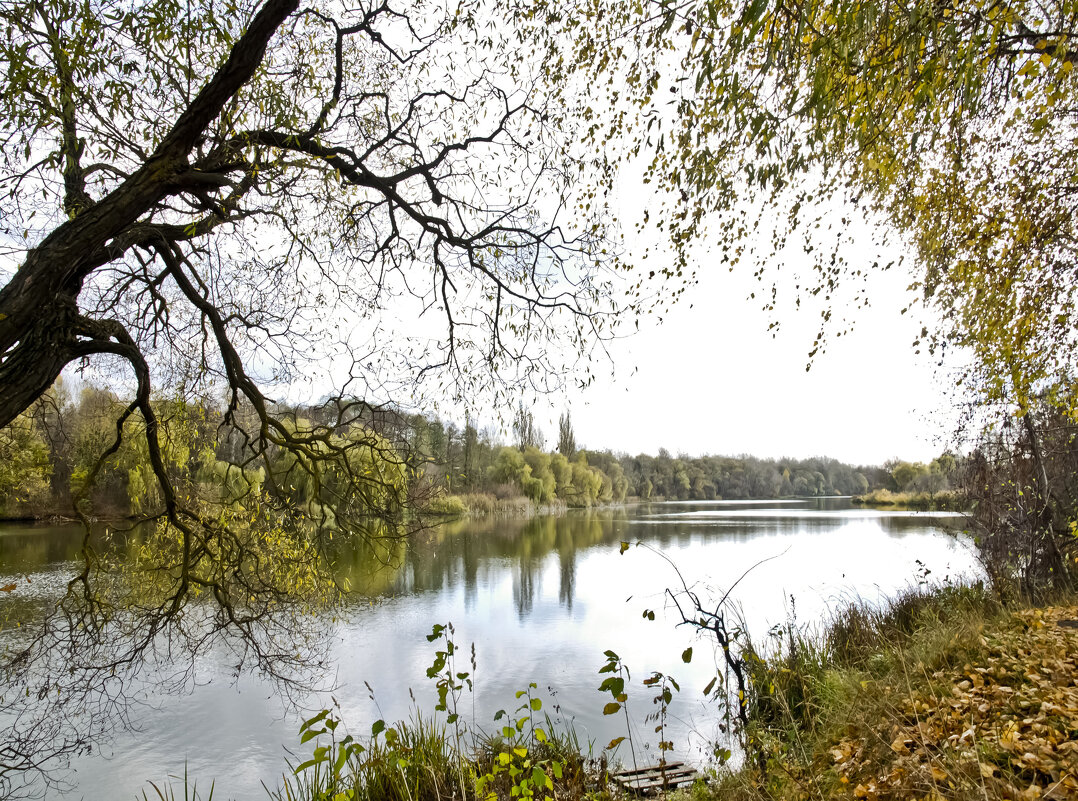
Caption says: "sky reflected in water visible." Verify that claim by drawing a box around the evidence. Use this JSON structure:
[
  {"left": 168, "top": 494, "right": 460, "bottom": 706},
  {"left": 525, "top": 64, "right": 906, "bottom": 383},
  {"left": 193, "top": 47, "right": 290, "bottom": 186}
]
[{"left": 0, "top": 499, "right": 982, "bottom": 800}]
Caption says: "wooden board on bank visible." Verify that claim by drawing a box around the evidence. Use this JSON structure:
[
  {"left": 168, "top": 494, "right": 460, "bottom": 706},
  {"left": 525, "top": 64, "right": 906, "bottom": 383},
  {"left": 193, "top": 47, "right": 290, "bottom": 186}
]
[{"left": 612, "top": 762, "right": 701, "bottom": 794}]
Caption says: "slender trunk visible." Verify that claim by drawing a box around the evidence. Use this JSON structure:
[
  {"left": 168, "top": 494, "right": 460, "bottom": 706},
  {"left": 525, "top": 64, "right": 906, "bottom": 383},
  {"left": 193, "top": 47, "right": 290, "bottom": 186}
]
[{"left": 1022, "top": 411, "right": 1072, "bottom": 590}]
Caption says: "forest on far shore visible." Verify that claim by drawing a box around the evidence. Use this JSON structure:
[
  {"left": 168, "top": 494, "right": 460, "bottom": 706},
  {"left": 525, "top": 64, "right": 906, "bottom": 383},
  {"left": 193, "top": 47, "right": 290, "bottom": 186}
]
[{"left": 0, "top": 380, "right": 959, "bottom": 521}]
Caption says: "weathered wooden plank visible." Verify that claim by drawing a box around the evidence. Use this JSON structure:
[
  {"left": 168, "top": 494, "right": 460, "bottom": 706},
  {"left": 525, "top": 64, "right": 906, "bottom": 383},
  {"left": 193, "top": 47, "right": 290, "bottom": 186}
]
[
  {"left": 615, "top": 762, "right": 687, "bottom": 777},
  {"left": 622, "top": 778, "right": 696, "bottom": 791},
  {"left": 620, "top": 773, "right": 697, "bottom": 787},
  {"left": 613, "top": 762, "right": 702, "bottom": 795}
]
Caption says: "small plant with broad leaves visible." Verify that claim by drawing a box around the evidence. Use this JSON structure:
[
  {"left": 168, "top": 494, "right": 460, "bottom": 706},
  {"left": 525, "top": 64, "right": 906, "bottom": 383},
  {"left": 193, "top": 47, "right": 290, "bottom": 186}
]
[
  {"left": 426, "top": 622, "right": 472, "bottom": 740},
  {"left": 291, "top": 708, "right": 366, "bottom": 800},
  {"left": 642, "top": 670, "right": 680, "bottom": 769},
  {"left": 597, "top": 648, "right": 639, "bottom": 771},
  {"left": 476, "top": 683, "right": 564, "bottom": 801}
]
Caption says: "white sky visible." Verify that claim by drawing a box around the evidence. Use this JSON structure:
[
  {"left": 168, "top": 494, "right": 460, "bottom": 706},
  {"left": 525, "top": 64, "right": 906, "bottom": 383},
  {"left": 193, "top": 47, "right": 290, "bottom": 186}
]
[
  {"left": 519, "top": 187, "right": 962, "bottom": 466},
  {"left": 532, "top": 263, "right": 956, "bottom": 466}
]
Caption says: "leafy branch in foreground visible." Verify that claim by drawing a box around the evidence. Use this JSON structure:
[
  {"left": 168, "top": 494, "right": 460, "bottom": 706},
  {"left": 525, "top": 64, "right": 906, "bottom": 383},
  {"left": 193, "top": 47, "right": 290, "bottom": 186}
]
[
  {"left": 0, "top": 0, "right": 633, "bottom": 793},
  {"left": 555, "top": 0, "right": 1078, "bottom": 426}
]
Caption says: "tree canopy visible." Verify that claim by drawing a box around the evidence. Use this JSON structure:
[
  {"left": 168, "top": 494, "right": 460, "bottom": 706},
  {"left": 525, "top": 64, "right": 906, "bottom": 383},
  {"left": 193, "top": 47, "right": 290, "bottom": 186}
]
[
  {"left": 0, "top": 0, "right": 631, "bottom": 792},
  {"left": 565, "top": 0, "right": 1078, "bottom": 416}
]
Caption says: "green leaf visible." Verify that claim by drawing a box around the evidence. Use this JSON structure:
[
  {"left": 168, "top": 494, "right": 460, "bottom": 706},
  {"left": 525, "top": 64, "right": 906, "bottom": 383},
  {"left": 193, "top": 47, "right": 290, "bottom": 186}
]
[
  {"left": 682, "top": 647, "right": 693, "bottom": 663},
  {"left": 603, "top": 702, "right": 621, "bottom": 715},
  {"left": 334, "top": 743, "right": 350, "bottom": 775},
  {"left": 300, "top": 709, "right": 329, "bottom": 732},
  {"left": 530, "top": 697, "right": 542, "bottom": 711},
  {"left": 703, "top": 677, "right": 717, "bottom": 696},
  {"left": 533, "top": 766, "right": 552, "bottom": 790},
  {"left": 371, "top": 719, "right": 385, "bottom": 737},
  {"left": 598, "top": 677, "right": 624, "bottom": 696}
]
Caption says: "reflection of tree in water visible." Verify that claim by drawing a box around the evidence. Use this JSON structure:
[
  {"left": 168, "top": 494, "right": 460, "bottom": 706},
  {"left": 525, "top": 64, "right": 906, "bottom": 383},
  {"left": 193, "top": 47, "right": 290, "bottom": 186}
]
[
  {"left": 554, "top": 515, "right": 587, "bottom": 612},
  {"left": 456, "top": 529, "right": 481, "bottom": 611},
  {"left": 514, "top": 554, "right": 535, "bottom": 618},
  {"left": 396, "top": 511, "right": 619, "bottom": 616},
  {"left": 558, "top": 546, "right": 575, "bottom": 612},
  {"left": 13, "top": 509, "right": 958, "bottom": 612},
  {"left": 512, "top": 517, "right": 545, "bottom": 618}
]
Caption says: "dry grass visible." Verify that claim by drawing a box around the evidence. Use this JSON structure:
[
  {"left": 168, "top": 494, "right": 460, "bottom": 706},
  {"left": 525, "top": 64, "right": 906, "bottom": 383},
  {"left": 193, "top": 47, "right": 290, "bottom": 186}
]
[
  {"left": 700, "top": 587, "right": 1078, "bottom": 801},
  {"left": 852, "top": 490, "right": 965, "bottom": 511},
  {"left": 455, "top": 492, "right": 535, "bottom": 516}
]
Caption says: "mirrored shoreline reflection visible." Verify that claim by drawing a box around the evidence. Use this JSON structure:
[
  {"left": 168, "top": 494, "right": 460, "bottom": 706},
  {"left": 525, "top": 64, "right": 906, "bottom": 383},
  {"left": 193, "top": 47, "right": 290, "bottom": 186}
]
[{"left": 0, "top": 500, "right": 981, "bottom": 800}]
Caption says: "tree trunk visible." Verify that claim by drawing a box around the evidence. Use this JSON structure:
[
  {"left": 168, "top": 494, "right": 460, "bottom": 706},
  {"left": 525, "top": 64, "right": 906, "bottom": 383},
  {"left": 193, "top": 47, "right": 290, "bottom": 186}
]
[{"left": 1022, "top": 411, "right": 1072, "bottom": 591}]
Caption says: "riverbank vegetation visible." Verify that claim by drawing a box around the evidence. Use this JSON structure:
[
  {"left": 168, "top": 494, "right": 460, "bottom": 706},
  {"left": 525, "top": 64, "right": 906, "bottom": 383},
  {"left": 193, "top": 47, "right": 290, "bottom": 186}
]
[
  {"left": 700, "top": 588, "right": 1078, "bottom": 801},
  {"left": 1, "top": 381, "right": 962, "bottom": 521},
  {"left": 851, "top": 489, "right": 964, "bottom": 511}
]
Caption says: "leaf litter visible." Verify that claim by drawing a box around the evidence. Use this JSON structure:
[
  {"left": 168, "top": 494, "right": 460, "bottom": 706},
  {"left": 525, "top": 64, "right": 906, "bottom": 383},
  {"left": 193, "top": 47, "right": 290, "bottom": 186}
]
[{"left": 821, "top": 606, "right": 1078, "bottom": 801}]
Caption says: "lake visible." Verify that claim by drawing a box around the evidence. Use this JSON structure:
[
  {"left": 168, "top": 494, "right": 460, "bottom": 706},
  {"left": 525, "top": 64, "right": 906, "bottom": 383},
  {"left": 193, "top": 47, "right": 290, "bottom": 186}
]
[{"left": 0, "top": 499, "right": 981, "bottom": 800}]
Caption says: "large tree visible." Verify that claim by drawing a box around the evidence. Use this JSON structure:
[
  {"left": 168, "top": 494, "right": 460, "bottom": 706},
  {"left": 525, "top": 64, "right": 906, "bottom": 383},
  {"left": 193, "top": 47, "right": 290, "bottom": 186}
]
[{"left": 0, "top": 0, "right": 627, "bottom": 793}]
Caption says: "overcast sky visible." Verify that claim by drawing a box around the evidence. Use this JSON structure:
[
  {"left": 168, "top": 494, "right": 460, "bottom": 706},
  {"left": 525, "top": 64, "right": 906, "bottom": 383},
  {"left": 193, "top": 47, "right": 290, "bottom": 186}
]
[
  {"left": 521, "top": 191, "right": 962, "bottom": 467},
  {"left": 533, "top": 269, "right": 954, "bottom": 466}
]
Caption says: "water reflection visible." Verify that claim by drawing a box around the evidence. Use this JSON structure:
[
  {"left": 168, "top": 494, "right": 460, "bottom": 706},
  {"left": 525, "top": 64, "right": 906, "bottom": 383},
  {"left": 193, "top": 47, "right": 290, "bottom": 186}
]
[
  {"left": 0, "top": 501, "right": 980, "bottom": 801},
  {"left": 320, "top": 503, "right": 963, "bottom": 613}
]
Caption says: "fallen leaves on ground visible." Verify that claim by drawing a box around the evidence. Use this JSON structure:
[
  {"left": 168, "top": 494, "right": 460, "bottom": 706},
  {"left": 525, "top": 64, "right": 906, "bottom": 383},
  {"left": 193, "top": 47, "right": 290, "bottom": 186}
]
[{"left": 822, "top": 606, "right": 1078, "bottom": 800}]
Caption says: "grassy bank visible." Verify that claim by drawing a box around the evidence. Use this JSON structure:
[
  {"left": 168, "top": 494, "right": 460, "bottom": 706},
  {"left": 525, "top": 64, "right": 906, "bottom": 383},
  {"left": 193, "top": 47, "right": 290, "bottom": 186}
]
[
  {"left": 261, "top": 709, "right": 604, "bottom": 801},
  {"left": 852, "top": 489, "right": 966, "bottom": 511},
  {"left": 706, "top": 585, "right": 1078, "bottom": 801}
]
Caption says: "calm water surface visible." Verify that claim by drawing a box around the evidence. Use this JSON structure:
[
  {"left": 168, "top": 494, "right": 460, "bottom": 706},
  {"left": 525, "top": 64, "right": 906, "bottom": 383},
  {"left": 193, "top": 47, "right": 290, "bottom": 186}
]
[{"left": 0, "top": 499, "right": 981, "bottom": 800}]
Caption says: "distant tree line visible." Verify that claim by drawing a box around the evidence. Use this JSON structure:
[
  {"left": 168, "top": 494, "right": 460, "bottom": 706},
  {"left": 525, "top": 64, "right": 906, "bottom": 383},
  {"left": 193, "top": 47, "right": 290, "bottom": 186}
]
[
  {"left": 404, "top": 405, "right": 960, "bottom": 506},
  {"left": 0, "top": 383, "right": 959, "bottom": 519}
]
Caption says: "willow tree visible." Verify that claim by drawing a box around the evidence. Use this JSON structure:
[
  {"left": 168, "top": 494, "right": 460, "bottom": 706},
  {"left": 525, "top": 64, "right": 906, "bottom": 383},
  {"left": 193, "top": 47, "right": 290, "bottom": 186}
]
[{"left": 0, "top": 0, "right": 628, "bottom": 793}]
